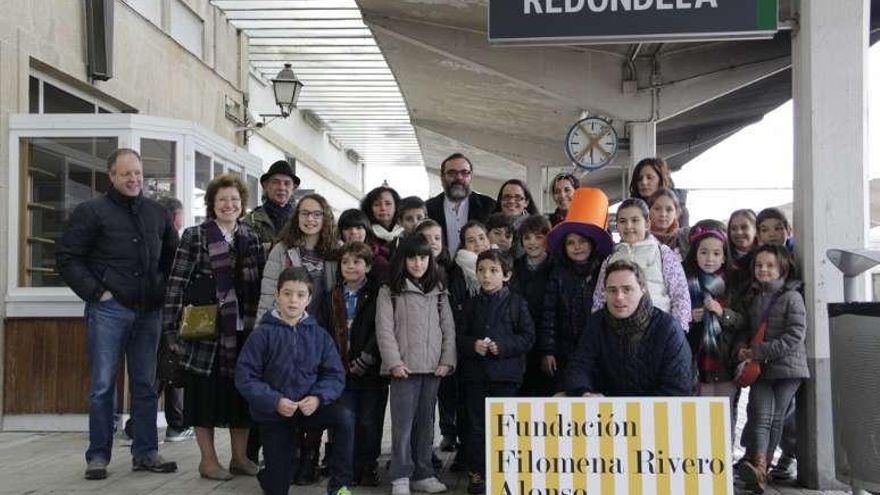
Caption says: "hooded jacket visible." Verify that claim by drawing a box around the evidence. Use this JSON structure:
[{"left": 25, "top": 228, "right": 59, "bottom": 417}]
[
  {"left": 375, "top": 279, "right": 457, "bottom": 375},
  {"left": 235, "top": 312, "right": 345, "bottom": 423}
]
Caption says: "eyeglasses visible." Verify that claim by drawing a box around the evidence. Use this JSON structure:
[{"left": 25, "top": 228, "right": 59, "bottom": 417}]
[
  {"left": 502, "top": 194, "right": 526, "bottom": 203},
  {"left": 299, "top": 210, "right": 324, "bottom": 220},
  {"left": 443, "top": 169, "right": 472, "bottom": 179}
]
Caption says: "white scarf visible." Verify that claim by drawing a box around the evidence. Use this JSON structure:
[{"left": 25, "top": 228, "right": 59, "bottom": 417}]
[
  {"left": 372, "top": 223, "right": 405, "bottom": 243},
  {"left": 454, "top": 249, "right": 481, "bottom": 296}
]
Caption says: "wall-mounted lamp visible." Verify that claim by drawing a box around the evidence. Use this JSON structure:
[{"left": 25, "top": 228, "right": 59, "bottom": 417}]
[{"left": 237, "top": 63, "right": 304, "bottom": 142}]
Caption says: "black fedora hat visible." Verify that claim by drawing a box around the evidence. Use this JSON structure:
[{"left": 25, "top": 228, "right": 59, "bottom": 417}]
[{"left": 260, "top": 160, "right": 301, "bottom": 187}]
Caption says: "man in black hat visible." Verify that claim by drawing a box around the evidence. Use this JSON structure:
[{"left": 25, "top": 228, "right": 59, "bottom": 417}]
[{"left": 244, "top": 159, "right": 301, "bottom": 251}]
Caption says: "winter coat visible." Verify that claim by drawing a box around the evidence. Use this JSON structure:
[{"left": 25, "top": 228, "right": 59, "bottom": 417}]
[
  {"left": 235, "top": 312, "right": 345, "bottom": 423},
  {"left": 593, "top": 239, "right": 692, "bottom": 331},
  {"left": 375, "top": 279, "right": 457, "bottom": 376},
  {"left": 319, "top": 276, "right": 387, "bottom": 385},
  {"left": 686, "top": 284, "right": 748, "bottom": 383},
  {"left": 456, "top": 287, "right": 535, "bottom": 384},
  {"left": 242, "top": 205, "right": 278, "bottom": 252},
  {"left": 538, "top": 259, "right": 601, "bottom": 364},
  {"left": 258, "top": 242, "right": 338, "bottom": 321},
  {"left": 425, "top": 191, "right": 497, "bottom": 247},
  {"left": 56, "top": 188, "right": 178, "bottom": 310},
  {"left": 162, "top": 222, "right": 264, "bottom": 376},
  {"left": 510, "top": 256, "right": 553, "bottom": 326},
  {"left": 745, "top": 279, "right": 810, "bottom": 380},
  {"left": 564, "top": 308, "right": 694, "bottom": 397}
]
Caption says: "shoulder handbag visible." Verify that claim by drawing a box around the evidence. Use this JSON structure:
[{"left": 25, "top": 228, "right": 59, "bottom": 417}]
[
  {"left": 179, "top": 271, "right": 219, "bottom": 341},
  {"left": 735, "top": 290, "right": 783, "bottom": 387}
]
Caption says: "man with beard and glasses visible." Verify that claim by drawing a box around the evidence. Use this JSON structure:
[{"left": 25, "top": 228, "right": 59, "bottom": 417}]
[
  {"left": 425, "top": 153, "right": 496, "bottom": 255},
  {"left": 424, "top": 152, "right": 495, "bottom": 472}
]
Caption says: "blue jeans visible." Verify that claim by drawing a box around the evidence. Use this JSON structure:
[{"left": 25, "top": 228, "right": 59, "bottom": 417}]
[
  {"left": 259, "top": 402, "right": 355, "bottom": 495},
  {"left": 85, "top": 298, "right": 161, "bottom": 464},
  {"left": 338, "top": 380, "right": 389, "bottom": 474}
]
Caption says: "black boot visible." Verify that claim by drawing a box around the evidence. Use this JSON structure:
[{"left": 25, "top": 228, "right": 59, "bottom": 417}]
[{"left": 294, "top": 430, "right": 322, "bottom": 485}]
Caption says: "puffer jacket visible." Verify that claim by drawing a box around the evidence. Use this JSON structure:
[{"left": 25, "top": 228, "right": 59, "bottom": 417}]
[
  {"left": 745, "top": 279, "right": 810, "bottom": 380},
  {"left": 457, "top": 287, "right": 535, "bottom": 384},
  {"left": 537, "top": 257, "right": 602, "bottom": 364},
  {"left": 235, "top": 311, "right": 345, "bottom": 423},
  {"left": 56, "top": 188, "right": 178, "bottom": 310},
  {"left": 375, "top": 279, "right": 456, "bottom": 375},
  {"left": 564, "top": 308, "right": 693, "bottom": 397}
]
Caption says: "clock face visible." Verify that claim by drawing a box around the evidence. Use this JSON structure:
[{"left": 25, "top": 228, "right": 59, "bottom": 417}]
[{"left": 565, "top": 117, "right": 618, "bottom": 170}]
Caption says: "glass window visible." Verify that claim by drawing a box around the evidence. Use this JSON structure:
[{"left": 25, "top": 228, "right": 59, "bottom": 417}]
[
  {"left": 170, "top": 0, "right": 204, "bottom": 59},
  {"left": 20, "top": 137, "right": 118, "bottom": 287},
  {"left": 214, "top": 160, "right": 225, "bottom": 178},
  {"left": 194, "top": 151, "right": 212, "bottom": 225},
  {"left": 140, "top": 138, "right": 176, "bottom": 201},
  {"left": 29, "top": 76, "right": 39, "bottom": 113},
  {"left": 247, "top": 174, "right": 260, "bottom": 210},
  {"left": 43, "top": 82, "right": 96, "bottom": 114}
]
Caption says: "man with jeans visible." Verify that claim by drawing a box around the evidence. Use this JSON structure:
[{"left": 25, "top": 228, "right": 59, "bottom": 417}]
[{"left": 57, "top": 148, "right": 179, "bottom": 480}]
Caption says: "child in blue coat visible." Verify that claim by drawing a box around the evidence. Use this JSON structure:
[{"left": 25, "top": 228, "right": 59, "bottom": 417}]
[{"left": 236, "top": 267, "right": 354, "bottom": 495}]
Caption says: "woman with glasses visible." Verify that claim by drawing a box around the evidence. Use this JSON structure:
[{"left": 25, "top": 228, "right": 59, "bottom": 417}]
[
  {"left": 548, "top": 173, "right": 579, "bottom": 227},
  {"left": 493, "top": 179, "right": 539, "bottom": 259},
  {"left": 162, "top": 174, "right": 264, "bottom": 480}
]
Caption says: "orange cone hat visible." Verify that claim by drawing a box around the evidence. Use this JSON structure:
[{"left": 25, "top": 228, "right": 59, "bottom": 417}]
[{"left": 546, "top": 187, "right": 613, "bottom": 257}]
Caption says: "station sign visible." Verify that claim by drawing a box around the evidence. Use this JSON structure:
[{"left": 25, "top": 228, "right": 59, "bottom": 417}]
[
  {"left": 486, "top": 397, "right": 733, "bottom": 495},
  {"left": 488, "top": 0, "right": 778, "bottom": 44}
]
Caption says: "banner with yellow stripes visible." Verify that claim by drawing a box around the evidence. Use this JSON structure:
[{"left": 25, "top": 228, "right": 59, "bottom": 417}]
[{"left": 487, "top": 397, "right": 732, "bottom": 495}]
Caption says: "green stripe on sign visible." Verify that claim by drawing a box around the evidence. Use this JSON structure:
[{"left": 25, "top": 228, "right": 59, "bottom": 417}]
[{"left": 756, "top": 0, "right": 778, "bottom": 31}]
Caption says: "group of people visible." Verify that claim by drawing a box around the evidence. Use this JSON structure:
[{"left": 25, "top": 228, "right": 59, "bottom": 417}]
[{"left": 57, "top": 150, "right": 808, "bottom": 495}]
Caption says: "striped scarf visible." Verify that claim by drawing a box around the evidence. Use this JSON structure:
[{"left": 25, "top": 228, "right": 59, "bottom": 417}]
[
  {"left": 205, "top": 220, "right": 259, "bottom": 377},
  {"left": 687, "top": 272, "right": 726, "bottom": 375}
]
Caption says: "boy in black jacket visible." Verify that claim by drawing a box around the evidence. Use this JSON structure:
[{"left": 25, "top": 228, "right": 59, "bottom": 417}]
[
  {"left": 509, "top": 214, "right": 554, "bottom": 397},
  {"left": 321, "top": 241, "right": 388, "bottom": 486},
  {"left": 457, "top": 249, "right": 535, "bottom": 494}
]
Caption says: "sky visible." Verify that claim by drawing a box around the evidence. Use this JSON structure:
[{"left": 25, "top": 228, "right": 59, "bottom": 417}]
[
  {"left": 674, "top": 43, "right": 880, "bottom": 225},
  {"left": 364, "top": 45, "right": 880, "bottom": 224}
]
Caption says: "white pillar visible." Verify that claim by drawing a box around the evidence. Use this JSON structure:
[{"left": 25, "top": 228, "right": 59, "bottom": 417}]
[
  {"left": 525, "top": 164, "right": 545, "bottom": 214},
  {"left": 791, "top": 0, "right": 870, "bottom": 489},
  {"left": 627, "top": 122, "right": 656, "bottom": 198}
]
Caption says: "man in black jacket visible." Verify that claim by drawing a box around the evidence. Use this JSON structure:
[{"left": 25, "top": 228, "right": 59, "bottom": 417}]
[
  {"left": 425, "top": 153, "right": 496, "bottom": 255},
  {"left": 57, "top": 148, "right": 179, "bottom": 480}
]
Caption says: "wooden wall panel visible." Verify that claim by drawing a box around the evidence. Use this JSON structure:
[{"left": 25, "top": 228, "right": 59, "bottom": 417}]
[{"left": 4, "top": 318, "right": 90, "bottom": 414}]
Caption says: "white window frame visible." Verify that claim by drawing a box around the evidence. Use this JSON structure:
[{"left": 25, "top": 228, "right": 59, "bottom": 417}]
[
  {"left": 29, "top": 72, "right": 122, "bottom": 114},
  {"left": 6, "top": 113, "right": 262, "bottom": 317}
]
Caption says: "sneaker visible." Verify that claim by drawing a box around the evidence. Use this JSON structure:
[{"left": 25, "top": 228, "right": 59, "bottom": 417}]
[
  {"left": 84, "top": 460, "right": 108, "bottom": 480},
  {"left": 164, "top": 427, "right": 194, "bottom": 442},
  {"left": 769, "top": 455, "right": 796, "bottom": 481},
  {"left": 332, "top": 486, "right": 353, "bottom": 495},
  {"left": 391, "top": 477, "right": 411, "bottom": 495},
  {"left": 439, "top": 436, "right": 457, "bottom": 452},
  {"left": 411, "top": 476, "right": 447, "bottom": 493},
  {"left": 132, "top": 454, "right": 178, "bottom": 473},
  {"left": 467, "top": 472, "right": 485, "bottom": 494}
]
